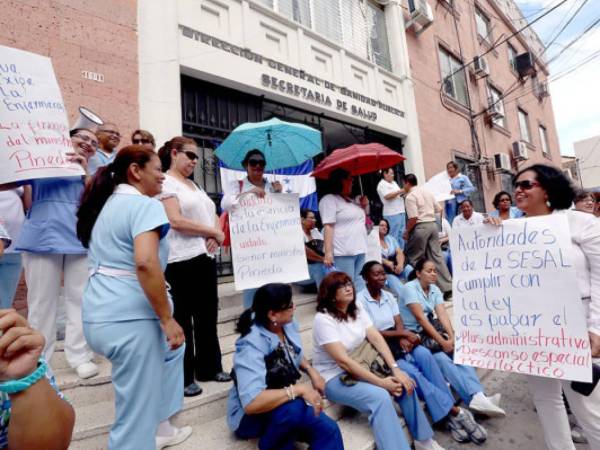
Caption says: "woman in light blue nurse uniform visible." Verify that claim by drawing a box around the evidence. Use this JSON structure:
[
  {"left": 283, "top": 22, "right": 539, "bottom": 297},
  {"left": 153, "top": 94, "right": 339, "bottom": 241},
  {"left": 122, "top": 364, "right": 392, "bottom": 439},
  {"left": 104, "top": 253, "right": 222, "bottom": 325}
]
[{"left": 76, "top": 145, "right": 192, "bottom": 450}]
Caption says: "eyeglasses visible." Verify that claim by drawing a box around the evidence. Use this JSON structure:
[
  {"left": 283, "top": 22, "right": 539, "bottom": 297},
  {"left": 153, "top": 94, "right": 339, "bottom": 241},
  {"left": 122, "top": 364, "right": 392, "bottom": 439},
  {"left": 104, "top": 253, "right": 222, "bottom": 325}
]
[
  {"left": 514, "top": 180, "right": 540, "bottom": 190},
  {"left": 99, "top": 129, "right": 121, "bottom": 137},
  {"left": 183, "top": 151, "right": 198, "bottom": 161},
  {"left": 338, "top": 281, "right": 354, "bottom": 290},
  {"left": 248, "top": 159, "right": 266, "bottom": 168},
  {"left": 132, "top": 138, "right": 152, "bottom": 145},
  {"left": 73, "top": 133, "right": 98, "bottom": 149}
]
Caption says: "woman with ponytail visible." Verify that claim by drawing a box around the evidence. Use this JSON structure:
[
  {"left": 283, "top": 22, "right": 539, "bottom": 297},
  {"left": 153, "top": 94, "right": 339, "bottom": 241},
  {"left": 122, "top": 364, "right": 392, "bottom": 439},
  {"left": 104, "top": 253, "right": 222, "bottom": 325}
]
[
  {"left": 77, "top": 145, "right": 192, "bottom": 450},
  {"left": 227, "top": 283, "right": 343, "bottom": 450}
]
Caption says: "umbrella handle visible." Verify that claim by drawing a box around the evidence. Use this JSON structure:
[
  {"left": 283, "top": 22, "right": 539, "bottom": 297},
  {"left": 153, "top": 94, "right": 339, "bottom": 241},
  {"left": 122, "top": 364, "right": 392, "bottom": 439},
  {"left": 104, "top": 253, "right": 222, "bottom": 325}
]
[{"left": 358, "top": 176, "right": 364, "bottom": 196}]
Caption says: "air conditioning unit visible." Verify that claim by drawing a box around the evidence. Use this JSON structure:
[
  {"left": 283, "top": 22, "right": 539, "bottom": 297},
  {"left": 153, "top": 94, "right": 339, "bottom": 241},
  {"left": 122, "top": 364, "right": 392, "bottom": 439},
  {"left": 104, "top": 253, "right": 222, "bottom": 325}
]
[
  {"left": 535, "top": 81, "right": 550, "bottom": 99},
  {"left": 512, "top": 141, "right": 529, "bottom": 160},
  {"left": 494, "top": 153, "right": 511, "bottom": 171},
  {"left": 409, "top": 0, "right": 434, "bottom": 27},
  {"left": 486, "top": 97, "right": 503, "bottom": 119},
  {"left": 473, "top": 56, "right": 490, "bottom": 77}
]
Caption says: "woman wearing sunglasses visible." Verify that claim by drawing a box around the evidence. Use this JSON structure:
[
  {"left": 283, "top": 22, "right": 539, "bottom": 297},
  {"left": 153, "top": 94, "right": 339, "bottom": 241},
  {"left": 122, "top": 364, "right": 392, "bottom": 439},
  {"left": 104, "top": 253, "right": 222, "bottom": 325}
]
[
  {"left": 158, "top": 137, "right": 231, "bottom": 397},
  {"left": 221, "top": 149, "right": 283, "bottom": 309},
  {"left": 131, "top": 129, "right": 156, "bottom": 150},
  {"left": 508, "top": 165, "right": 600, "bottom": 450}
]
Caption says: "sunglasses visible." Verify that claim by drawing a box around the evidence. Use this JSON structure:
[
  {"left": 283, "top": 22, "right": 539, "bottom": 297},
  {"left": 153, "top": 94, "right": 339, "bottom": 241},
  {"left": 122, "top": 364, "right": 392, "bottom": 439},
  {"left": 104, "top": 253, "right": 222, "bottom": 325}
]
[
  {"left": 73, "top": 133, "right": 98, "bottom": 149},
  {"left": 514, "top": 180, "right": 540, "bottom": 190},
  {"left": 248, "top": 159, "right": 266, "bottom": 168},
  {"left": 132, "top": 138, "right": 152, "bottom": 145},
  {"left": 183, "top": 151, "right": 198, "bottom": 161}
]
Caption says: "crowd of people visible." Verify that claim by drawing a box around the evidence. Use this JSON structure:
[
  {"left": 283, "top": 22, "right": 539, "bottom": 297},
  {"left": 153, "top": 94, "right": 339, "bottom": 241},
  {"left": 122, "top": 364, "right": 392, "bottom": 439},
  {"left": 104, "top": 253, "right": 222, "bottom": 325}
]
[{"left": 0, "top": 117, "right": 598, "bottom": 450}]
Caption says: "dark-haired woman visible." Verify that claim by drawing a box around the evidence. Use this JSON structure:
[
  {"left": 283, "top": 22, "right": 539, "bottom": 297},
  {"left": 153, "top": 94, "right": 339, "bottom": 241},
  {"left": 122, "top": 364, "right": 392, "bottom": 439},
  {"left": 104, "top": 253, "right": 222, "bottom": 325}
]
[
  {"left": 221, "top": 149, "right": 283, "bottom": 309},
  {"left": 319, "top": 169, "right": 368, "bottom": 291},
  {"left": 313, "top": 271, "right": 443, "bottom": 450},
  {"left": 445, "top": 162, "right": 474, "bottom": 224},
  {"left": 399, "top": 259, "right": 505, "bottom": 419},
  {"left": 510, "top": 164, "right": 600, "bottom": 450},
  {"left": 301, "top": 209, "right": 327, "bottom": 289},
  {"left": 159, "top": 137, "right": 230, "bottom": 397},
  {"left": 488, "top": 191, "right": 523, "bottom": 220},
  {"left": 227, "top": 283, "right": 343, "bottom": 450},
  {"left": 376, "top": 167, "right": 406, "bottom": 249},
  {"left": 0, "top": 128, "right": 98, "bottom": 379},
  {"left": 76, "top": 145, "right": 192, "bottom": 449},
  {"left": 358, "top": 261, "right": 487, "bottom": 444},
  {"left": 378, "top": 218, "right": 412, "bottom": 301}
]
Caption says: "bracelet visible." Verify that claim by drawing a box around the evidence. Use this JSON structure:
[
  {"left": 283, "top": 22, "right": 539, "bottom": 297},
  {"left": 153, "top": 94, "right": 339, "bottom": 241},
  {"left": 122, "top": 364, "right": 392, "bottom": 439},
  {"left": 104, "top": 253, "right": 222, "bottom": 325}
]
[
  {"left": 284, "top": 386, "right": 292, "bottom": 401},
  {"left": 0, "top": 359, "right": 47, "bottom": 394}
]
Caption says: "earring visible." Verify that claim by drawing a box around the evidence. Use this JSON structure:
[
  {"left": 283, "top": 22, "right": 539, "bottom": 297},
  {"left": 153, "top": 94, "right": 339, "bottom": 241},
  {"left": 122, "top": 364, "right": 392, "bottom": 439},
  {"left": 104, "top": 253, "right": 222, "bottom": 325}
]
[
  {"left": 546, "top": 200, "right": 552, "bottom": 208},
  {"left": 272, "top": 321, "right": 277, "bottom": 326}
]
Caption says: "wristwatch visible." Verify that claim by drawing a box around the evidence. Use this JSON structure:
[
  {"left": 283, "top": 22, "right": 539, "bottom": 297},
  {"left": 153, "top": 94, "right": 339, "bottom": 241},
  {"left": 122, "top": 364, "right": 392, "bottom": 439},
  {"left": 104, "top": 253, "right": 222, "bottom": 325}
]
[
  {"left": 0, "top": 359, "right": 48, "bottom": 394},
  {"left": 391, "top": 363, "right": 399, "bottom": 369}
]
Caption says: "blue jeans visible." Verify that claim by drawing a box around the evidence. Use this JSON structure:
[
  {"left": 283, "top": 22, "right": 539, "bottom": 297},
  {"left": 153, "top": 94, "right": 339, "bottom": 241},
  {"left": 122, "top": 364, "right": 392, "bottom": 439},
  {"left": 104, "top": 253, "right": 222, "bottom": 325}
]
[
  {"left": 326, "top": 374, "right": 433, "bottom": 449},
  {"left": 307, "top": 263, "right": 327, "bottom": 290},
  {"left": 84, "top": 320, "right": 184, "bottom": 450},
  {"left": 0, "top": 253, "right": 22, "bottom": 309},
  {"left": 384, "top": 213, "right": 406, "bottom": 250},
  {"left": 235, "top": 398, "right": 344, "bottom": 450},
  {"left": 442, "top": 249, "right": 452, "bottom": 275},
  {"left": 401, "top": 345, "right": 454, "bottom": 423},
  {"left": 445, "top": 199, "right": 459, "bottom": 224},
  {"left": 433, "top": 352, "right": 483, "bottom": 404},
  {"left": 334, "top": 254, "right": 366, "bottom": 292}
]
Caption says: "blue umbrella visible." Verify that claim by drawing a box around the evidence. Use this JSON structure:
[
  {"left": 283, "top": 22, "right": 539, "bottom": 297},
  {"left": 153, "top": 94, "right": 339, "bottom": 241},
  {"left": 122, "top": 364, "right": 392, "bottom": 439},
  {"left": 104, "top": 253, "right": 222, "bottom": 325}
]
[{"left": 215, "top": 117, "right": 322, "bottom": 170}]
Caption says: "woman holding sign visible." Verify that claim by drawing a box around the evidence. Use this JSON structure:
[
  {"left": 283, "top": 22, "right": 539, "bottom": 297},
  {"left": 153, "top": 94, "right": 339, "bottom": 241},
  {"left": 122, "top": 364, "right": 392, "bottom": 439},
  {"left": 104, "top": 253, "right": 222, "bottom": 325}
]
[
  {"left": 221, "top": 149, "right": 283, "bottom": 309},
  {"left": 511, "top": 164, "right": 600, "bottom": 450},
  {"left": 0, "top": 128, "right": 99, "bottom": 380}
]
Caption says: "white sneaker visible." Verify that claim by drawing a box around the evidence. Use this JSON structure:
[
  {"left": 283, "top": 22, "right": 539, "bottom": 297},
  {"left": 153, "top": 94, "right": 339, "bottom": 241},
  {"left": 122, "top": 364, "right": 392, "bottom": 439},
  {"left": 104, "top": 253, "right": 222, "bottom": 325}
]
[
  {"left": 489, "top": 393, "right": 502, "bottom": 407},
  {"left": 76, "top": 362, "right": 99, "bottom": 379},
  {"left": 156, "top": 426, "right": 192, "bottom": 449},
  {"left": 414, "top": 439, "right": 446, "bottom": 450},
  {"left": 469, "top": 392, "right": 506, "bottom": 418}
]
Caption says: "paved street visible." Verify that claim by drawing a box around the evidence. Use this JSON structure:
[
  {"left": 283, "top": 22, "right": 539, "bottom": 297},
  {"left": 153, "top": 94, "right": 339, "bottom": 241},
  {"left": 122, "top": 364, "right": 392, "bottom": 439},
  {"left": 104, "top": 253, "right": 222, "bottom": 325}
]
[{"left": 435, "top": 370, "right": 590, "bottom": 450}]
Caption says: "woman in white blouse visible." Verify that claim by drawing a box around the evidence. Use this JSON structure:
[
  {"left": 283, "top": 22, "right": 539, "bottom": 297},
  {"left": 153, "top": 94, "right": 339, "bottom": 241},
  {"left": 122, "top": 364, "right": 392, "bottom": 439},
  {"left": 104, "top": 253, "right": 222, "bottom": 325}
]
[
  {"left": 376, "top": 168, "right": 406, "bottom": 249},
  {"left": 319, "top": 169, "right": 368, "bottom": 291},
  {"left": 510, "top": 164, "right": 600, "bottom": 450},
  {"left": 159, "top": 137, "right": 231, "bottom": 397}
]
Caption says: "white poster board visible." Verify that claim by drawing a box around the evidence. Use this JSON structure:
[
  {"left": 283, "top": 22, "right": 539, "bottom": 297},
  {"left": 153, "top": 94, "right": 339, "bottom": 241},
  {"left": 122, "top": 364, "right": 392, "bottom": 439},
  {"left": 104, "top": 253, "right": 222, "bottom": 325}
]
[
  {"left": 0, "top": 45, "right": 83, "bottom": 184},
  {"left": 450, "top": 214, "right": 592, "bottom": 382},
  {"left": 423, "top": 171, "right": 454, "bottom": 202},
  {"left": 229, "top": 193, "right": 309, "bottom": 290}
]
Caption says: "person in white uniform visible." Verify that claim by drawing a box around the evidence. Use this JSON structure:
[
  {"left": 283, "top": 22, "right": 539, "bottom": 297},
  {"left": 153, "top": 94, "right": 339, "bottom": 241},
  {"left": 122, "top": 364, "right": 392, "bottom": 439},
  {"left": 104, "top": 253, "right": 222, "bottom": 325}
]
[
  {"left": 377, "top": 167, "right": 406, "bottom": 249},
  {"left": 451, "top": 200, "right": 484, "bottom": 228},
  {"left": 76, "top": 145, "right": 192, "bottom": 450}
]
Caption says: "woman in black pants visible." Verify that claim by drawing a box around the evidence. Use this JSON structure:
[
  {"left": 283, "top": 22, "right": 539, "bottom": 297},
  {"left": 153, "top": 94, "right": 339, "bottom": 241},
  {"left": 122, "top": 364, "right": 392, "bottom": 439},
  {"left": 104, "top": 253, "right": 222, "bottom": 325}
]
[{"left": 159, "top": 137, "right": 231, "bottom": 396}]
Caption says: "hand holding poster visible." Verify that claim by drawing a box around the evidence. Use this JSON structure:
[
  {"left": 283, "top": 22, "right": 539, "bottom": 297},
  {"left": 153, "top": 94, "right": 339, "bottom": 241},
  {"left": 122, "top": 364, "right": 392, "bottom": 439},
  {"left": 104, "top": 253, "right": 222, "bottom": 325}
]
[
  {"left": 229, "top": 193, "right": 309, "bottom": 290},
  {"left": 423, "top": 171, "right": 454, "bottom": 202},
  {"left": 0, "top": 45, "right": 83, "bottom": 184},
  {"left": 450, "top": 214, "right": 592, "bottom": 382}
]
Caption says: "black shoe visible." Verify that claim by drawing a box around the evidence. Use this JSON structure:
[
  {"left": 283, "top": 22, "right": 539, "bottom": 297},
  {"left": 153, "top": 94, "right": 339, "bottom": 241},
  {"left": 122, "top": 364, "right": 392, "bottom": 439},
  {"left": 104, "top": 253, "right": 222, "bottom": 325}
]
[
  {"left": 214, "top": 371, "right": 232, "bottom": 382},
  {"left": 184, "top": 383, "right": 203, "bottom": 397}
]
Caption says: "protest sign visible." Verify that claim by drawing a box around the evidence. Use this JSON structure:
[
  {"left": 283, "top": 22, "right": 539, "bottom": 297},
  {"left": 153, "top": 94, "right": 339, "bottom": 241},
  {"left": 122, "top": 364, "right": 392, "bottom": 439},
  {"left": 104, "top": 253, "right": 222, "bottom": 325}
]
[
  {"left": 450, "top": 214, "right": 592, "bottom": 382},
  {"left": 0, "top": 45, "right": 83, "bottom": 184},
  {"left": 229, "top": 193, "right": 309, "bottom": 290},
  {"left": 423, "top": 171, "right": 454, "bottom": 202}
]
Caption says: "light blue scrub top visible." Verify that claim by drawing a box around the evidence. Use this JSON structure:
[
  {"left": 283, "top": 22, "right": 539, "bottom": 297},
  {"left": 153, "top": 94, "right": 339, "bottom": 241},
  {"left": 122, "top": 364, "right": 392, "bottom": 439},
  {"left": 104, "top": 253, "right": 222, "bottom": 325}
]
[
  {"left": 488, "top": 206, "right": 523, "bottom": 219},
  {"left": 357, "top": 288, "right": 399, "bottom": 331},
  {"left": 399, "top": 279, "right": 444, "bottom": 332},
  {"left": 88, "top": 150, "right": 116, "bottom": 175},
  {"left": 227, "top": 320, "right": 304, "bottom": 432},
  {"left": 450, "top": 174, "right": 475, "bottom": 204},
  {"left": 15, "top": 177, "right": 86, "bottom": 254},
  {"left": 82, "top": 184, "right": 170, "bottom": 323},
  {"left": 382, "top": 235, "right": 400, "bottom": 259}
]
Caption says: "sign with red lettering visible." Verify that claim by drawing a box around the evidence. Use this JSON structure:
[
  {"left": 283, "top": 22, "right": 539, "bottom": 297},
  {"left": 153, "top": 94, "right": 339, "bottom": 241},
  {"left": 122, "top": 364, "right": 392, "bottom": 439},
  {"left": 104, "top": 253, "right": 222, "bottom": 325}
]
[
  {"left": 229, "top": 193, "right": 308, "bottom": 291},
  {"left": 450, "top": 214, "right": 592, "bottom": 382},
  {"left": 0, "top": 45, "right": 83, "bottom": 183}
]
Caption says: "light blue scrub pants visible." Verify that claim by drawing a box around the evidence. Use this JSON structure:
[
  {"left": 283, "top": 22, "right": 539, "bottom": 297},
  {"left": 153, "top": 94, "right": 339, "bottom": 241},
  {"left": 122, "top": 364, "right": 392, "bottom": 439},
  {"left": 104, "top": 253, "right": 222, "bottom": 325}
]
[
  {"left": 432, "top": 352, "right": 483, "bottom": 404},
  {"left": 0, "top": 253, "right": 22, "bottom": 309},
  {"left": 400, "top": 346, "right": 454, "bottom": 423},
  {"left": 325, "top": 374, "right": 433, "bottom": 450},
  {"left": 333, "top": 254, "right": 366, "bottom": 292},
  {"left": 84, "top": 319, "right": 185, "bottom": 450},
  {"left": 384, "top": 213, "right": 406, "bottom": 250}
]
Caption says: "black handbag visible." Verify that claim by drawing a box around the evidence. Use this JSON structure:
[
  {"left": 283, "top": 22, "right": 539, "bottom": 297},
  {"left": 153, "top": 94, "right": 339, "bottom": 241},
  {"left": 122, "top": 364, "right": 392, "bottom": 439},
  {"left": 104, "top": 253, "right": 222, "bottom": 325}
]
[
  {"left": 305, "top": 239, "right": 325, "bottom": 261},
  {"left": 263, "top": 343, "right": 302, "bottom": 389},
  {"left": 418, "top": 313, "right": 450, "bottom": 354}
]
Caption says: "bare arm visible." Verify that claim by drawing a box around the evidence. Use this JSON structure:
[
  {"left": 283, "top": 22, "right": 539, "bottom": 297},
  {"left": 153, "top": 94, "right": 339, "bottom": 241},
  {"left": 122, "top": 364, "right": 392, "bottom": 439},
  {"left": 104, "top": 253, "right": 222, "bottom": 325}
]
[
  {"left": 435, "top": 304, "right": 455, "bottom": 340},
  {"left": 323, "top": 224, "right": 334, "bottom": 267},
  {"left": 0, "top": 183, "right": 21, "bottom": 192},
  {"left": 22, "top": 186, "right": 32, "bottom": 212},
  {"left": 408, "top": 303, "right": 448, "bottom": 345},
  {"left": 245, "top": 384, "right": 321, "bottom": 416},
  {"left": 161, "top": 197, "right": 223, "bottom": 241},
  {"left": 305, "top": 245, "right": 324, "bottom": 263},
  {"left": 405, "top": 217, "right": 418, "bottom": 235}
]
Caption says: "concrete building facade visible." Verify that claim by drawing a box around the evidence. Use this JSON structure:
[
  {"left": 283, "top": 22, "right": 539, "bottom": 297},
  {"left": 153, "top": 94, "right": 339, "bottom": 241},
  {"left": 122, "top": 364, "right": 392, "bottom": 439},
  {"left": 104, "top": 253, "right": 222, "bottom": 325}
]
[
  {"left": 404, "top": 0, "right": 561, "bottom": 211},
  {"left": 574, "top": 135, "right": 600, "bottom": 189}
]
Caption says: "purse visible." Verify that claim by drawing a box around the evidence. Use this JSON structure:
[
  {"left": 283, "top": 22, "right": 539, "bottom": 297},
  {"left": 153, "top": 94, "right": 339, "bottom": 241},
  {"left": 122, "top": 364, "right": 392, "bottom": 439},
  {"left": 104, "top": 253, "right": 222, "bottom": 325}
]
[
  {"left": 339, "top": 340, "right": 391, "bottom": 386},
  {"left": 305, "top": 239, "right": 325, "bottom": 262},
  {"left": 418, "top": 313, "right": 450, "bottom": 354},
  {"left": 264, "top": 343, "right": 301, "bottom": 389}
]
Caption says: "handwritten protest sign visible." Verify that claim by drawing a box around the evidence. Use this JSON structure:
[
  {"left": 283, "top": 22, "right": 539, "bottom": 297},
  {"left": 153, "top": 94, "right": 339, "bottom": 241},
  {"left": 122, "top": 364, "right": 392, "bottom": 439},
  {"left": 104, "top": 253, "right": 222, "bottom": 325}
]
[
  {"left": 229, "top": 193, "right": 309, "bottom": 291},
  {"left": 0, "top": 45, "right": 83, "bottom": 184},
  {"left": 450, "top": 214, "right": 592, "bottom": 382}
]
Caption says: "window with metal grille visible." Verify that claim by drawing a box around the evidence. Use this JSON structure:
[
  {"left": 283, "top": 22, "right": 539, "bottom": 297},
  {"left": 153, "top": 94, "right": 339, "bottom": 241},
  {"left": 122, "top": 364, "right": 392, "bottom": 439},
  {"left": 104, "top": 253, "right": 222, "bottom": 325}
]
[
  {"left": 439, "top": 47, "right": 468, "bottom": 106},
  {"left": 475, "top": 7, "right": 491, "bottom": 41}
]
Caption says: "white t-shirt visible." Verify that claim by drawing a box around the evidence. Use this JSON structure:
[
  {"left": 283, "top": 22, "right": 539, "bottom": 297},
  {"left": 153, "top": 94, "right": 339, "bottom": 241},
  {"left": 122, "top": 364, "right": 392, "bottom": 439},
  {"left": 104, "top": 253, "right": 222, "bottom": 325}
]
[
  {"left": 0, "top": 188, "right": 25, "bottom": 253},
  {"left": 453, "top": 211, "right": 485, "bottom": 228},
  {"left": 312, "top": 305, "right": 373, "bottom": 382},
  {"left": 303, "top": 227, "right": 323, "bottom": 243},
  {"left": 376, "top": 179, "right": 405, "bottom": 216},
  {"left": 319, "top": 194, "right": 367, "bottom": 256},
  {"left": 158, "top": 174, "right": 216, "bottom": 263},
  {"left": 439, "top": 218, "right": 452, "bottom": 239}
]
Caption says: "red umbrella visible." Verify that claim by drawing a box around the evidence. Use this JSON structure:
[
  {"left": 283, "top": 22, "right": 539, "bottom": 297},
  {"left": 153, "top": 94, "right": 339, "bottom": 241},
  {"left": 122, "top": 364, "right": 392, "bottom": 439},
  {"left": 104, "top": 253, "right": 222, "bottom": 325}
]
[{"left": 311, "top": 143, "right": 406, "bottom": 179}]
